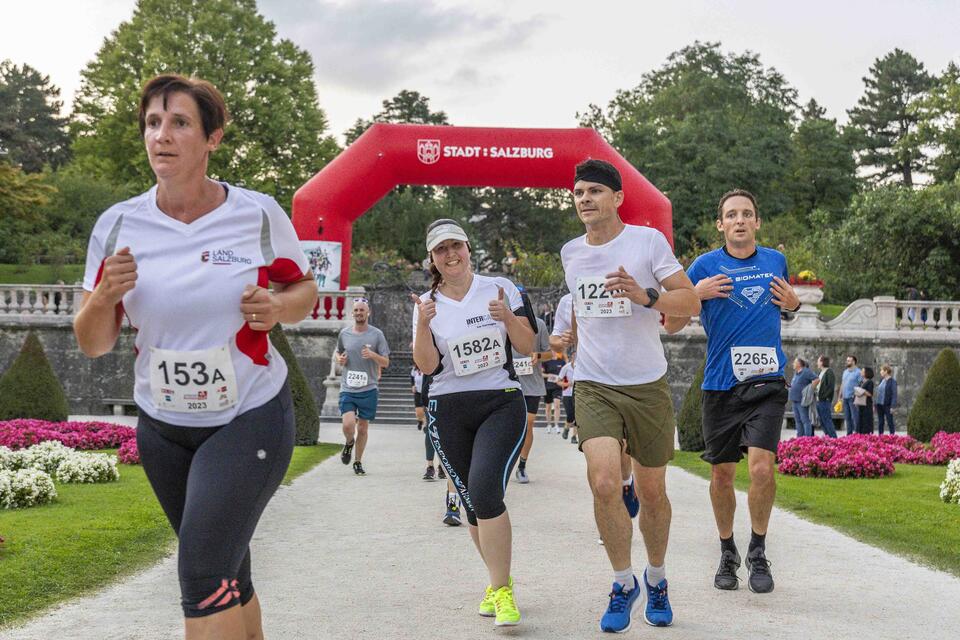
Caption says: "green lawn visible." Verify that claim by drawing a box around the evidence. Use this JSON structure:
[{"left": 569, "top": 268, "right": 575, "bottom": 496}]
[
  {"left": 671, "top": 451, "right": 960, "bottom": 576},
  {"left": 817, "top": 303, "right": 847, "bottom": 320},
  {"left": 0, "top": 443, "right": 338, "bottom": 628},
  {"left": 0, "top": 264, "right": 86, "bottom": 285}
]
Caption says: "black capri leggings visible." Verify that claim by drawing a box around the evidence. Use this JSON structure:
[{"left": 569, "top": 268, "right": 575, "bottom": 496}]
[
  {"left": 427, "top": 389, "right": 526, "bottom": 526},
  {"left": 136, "top": 382, "right": 295, "bottom": 618}
]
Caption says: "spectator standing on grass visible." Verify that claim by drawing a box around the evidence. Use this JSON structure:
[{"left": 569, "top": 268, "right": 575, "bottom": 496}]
[
  {"left": 875, "top": 365, "right": 898, "bottom": 435},
  {"left": 810, "top": 356, "right": 838, "bottom": 438},
  {"left": 788, "top": 358, "right": 817, "bottom": 437}
]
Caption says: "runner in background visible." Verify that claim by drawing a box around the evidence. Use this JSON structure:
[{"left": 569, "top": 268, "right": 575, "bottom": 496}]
[
  {"left": 558, "top": 352, "right": 577, "bottom": 444},
  {"left": 541, "top": 351, "right": 564, "bottom": 433},
  {"left": 513, "top": 311, "right": 551, "bottom": 484}
]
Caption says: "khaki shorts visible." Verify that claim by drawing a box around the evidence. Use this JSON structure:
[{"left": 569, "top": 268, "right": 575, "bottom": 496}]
[{"left": 575, "top": 376, "right": 676, "bottom": 467}]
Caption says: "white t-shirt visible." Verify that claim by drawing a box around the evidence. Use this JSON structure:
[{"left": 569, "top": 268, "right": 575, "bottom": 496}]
[
  {"left": 561, "top": 224, "right": 682, "bottom": 386},
  {"left": 412, "top": 274, "right": 524, "bottom": 397},
  {"left": 83, "top": 183, "right": 309, "bottom": 427},
  {"left": 551, "top": 293, "right": 573, "bottom": 336},
  {"left": 558, "top": 362, "right": 575, "bottom": 397},
  {"left": 412, "top": 368, "right": 424, "bottom": 393}
]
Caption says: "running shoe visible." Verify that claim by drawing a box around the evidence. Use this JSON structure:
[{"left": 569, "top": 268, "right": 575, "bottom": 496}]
[
  {"left": 422, "top": 466, "right": 435, "bottom": 481},
  {"left": 746, "top": 547, "right": 774, "bottom": 593},
  {"left": 493, "top": 583, "right": 521, "bottom": 626},
  {"left": 622, "top": 478, "right": 640, "bottom": 518},
  {"left": 642, "top": 570, "right": 673, "bottom": 627},
  {"left": 516, "top": 467, "right": 529, "bottom": 484},
  {"left": 714, "top": 549, "right": 741, "bottom": 590},
  {"left": 479, "top": 576, "right": 512, "bottom": 617},
  {"left": 443, "top": 494, "right": 461, "bottom": 526},
  {"left": 437, "top": 465, "right": 446, "bottom": 479},
  {"left": 340, "top": 441, "right": 354, "bottom": 465},
  {"left": 599, "top": 576, "right": 639, "bottom": 633},
  {"left": 570, "top": 435, "right": 578, "bottom": 444},
  {"left": 353, "top": 461, "right": 365, "bottom": 476},
  {"left": 562, "top": 426, "right": 569, "bottom": 439}
]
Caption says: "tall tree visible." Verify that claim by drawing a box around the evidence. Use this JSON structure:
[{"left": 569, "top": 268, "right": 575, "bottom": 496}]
[
  {"left": 914, "top": 62, "right": 960, "bottom": 184},
  {"left": 0, "top": 162, "right": 54, "bottom": 263},
  {"left": 0, "top": 61, "right": 70, "bottom": 172},
  {"left": 581, "top": 42, "right": 797, "bottom": 254},
  {"left": 344, "top": 89, "right": 449, "bottom": 144},
  {"left": 70, "top": 0, "right": 338, "bottom": 211},
  {"left": 785, "top": 99, "right": 858, "bottom": 222},
  {"left": 847, "top": 48, "right": 935, "bottom": 187}
]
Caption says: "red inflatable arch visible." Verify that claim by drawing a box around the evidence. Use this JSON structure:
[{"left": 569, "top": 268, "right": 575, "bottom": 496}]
[{"left": 292, "top": 123, "right": 672, "bottom": 288}]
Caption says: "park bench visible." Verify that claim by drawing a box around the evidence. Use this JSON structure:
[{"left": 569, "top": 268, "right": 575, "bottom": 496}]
[
  {"left": 102, "top": 398, "right": 136, "bottom": 417},
  {"left": 783, "top": 408, "right": 846, "bottom": 433}
]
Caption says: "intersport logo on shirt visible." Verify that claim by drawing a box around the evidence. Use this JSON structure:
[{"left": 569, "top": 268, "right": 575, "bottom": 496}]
[{"left": 201, "top": 249, "right": 252, "bottom": 265}]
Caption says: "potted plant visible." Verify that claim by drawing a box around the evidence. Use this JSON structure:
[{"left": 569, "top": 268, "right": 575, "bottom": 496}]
[{"left": 789, "top": 270, "right": 825, "bottom": 305}]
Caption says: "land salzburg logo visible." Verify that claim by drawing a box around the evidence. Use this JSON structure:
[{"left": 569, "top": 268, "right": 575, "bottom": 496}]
[
  {"left": 201, "top": 249, "right": 252, "bottom": 265},
  {"left": 416, "top": 139, "right": 555, "bottom": 165}
]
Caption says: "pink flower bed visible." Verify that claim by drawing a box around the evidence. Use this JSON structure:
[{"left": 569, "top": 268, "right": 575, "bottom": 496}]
[
  {"left": 777, "top": 432, "right": 960, "bottom": 478},
  {"left": 0, "top": 419, "right": 136, "bottom": 456},
  {"left": 117, "top": 438, "right": 140, "bottom": 465}
]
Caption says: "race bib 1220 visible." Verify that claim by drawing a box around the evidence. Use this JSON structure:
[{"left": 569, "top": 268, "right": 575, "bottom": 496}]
[{"left": 575, "top": 276, "right": 632, "bottom": 318}]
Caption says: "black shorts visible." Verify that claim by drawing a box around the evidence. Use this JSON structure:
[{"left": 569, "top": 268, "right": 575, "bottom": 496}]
[
  {"left": 524, "top": 395, "right": 540, "bottom": 415},
  {"left": 562, "top": 395, "right": 575, "bottom": 424},
  {"left": 544, "top": 385, "right": 562, "bottom": 403},
  {"left": 701, "top": 377, "right": 788, "bottom": 465},
  {"left": 414, "top": 392, "right": 424, "bottom": 408}
]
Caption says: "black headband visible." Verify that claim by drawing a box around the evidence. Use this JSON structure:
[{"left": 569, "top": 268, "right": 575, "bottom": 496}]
[{"left": 574, "top": 166, "right": 622, "bottom": 192}]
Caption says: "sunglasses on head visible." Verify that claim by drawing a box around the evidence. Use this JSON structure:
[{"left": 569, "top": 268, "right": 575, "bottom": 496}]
[{"left": 352, "top": 297, "right": 369, "bottom": 304}]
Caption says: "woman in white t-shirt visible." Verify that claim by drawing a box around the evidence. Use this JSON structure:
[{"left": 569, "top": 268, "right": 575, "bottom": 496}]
[
  {"left": 411, "top": 219, "right": 535, "bottom": 627},
  {"left": 74, "top": 74, "right": 317, "bottom": 639}
]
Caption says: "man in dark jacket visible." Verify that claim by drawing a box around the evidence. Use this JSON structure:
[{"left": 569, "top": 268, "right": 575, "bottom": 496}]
[{"left": 811, "top": 356, "right": 838, "bottom": 438}]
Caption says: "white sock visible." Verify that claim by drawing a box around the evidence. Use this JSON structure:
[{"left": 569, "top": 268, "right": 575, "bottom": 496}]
[
  {"left": 447, "top": 492, "right": 458, "bottom": 503},
  {"left": 614, "top": 567, "right": 635, "bottom": 591},
  {"left": 622, "top": 473, "right": 634, "bottom": 488},
  {"left": 646, "top": 564, "right": 666, "bottom": 587}
]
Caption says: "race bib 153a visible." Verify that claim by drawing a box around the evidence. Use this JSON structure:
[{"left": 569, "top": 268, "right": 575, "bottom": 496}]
[{"left": 150, "top": 345, "right": 238, "bottom": 413}]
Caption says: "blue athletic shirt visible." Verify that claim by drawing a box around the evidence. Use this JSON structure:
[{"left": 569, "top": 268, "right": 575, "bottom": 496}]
[{"left": 687, "top": 245, "right": 789, "bottom": 391}]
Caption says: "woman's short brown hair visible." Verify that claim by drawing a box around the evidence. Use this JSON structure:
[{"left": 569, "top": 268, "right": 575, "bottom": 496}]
[{"left": 138, "top": 74, "right": 229, "bottom": 139}]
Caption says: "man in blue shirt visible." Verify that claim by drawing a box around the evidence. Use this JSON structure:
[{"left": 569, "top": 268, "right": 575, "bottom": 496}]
[
  {"left": 840, "top": 355, "right": 862, "bottom": 436},
  {"left": 788, "top": 358, "right": 818, "bottom": 437},
  {"left": 665, "top": 189, "right": 799, "bottom": 595}
]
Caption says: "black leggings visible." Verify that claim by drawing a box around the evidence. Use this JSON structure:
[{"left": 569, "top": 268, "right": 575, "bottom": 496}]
[
  {"left": 136, "top": 383, "right": 295, "bottom": 618},
  {"left": 427, "top": 389, "right": 526, "bottom": 526}
]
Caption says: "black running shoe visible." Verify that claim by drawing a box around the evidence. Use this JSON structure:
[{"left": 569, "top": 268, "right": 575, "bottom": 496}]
[
  {"left": 443, "top": 494, "right": 461, "bottom": 526},
  {"left": 746, "top": 547, "right": 774, "bottom": 593},
  {"left": 340, "top": 441, "right": 354, "bottom": 465},
  {"left": 714, "top": 549, "right": 741, "bottom": 590},
  {"left": 353, "top": 461, "right": 366, "bottom": 476},
  {"left": 437, "top": 465, "right": 446, "bottom": 480},
  {"left": 422, "top": 466, "right": 436, "bottom": 481}
]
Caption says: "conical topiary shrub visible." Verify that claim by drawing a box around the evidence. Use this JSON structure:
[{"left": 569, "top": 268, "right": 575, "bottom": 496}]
[
  {"left": 269, "top": 325, "right": 320, "bottom": 445},
  {"left": 677, "top": 359, "right": 706, "bottom": 452},
  {"left": 908, "top": 348, "right": 960, "bottom": 442},
  {"left": 0, "top": 332, "right": 69, "bottom": 422}
]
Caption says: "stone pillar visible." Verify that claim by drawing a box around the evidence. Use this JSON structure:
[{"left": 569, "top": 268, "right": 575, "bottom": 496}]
[
  {"left": 874, "top": 296, "right": 898, "bottom": 330},
  {"left": 320, "top": 353, "right": 342, "bottom": 417}
]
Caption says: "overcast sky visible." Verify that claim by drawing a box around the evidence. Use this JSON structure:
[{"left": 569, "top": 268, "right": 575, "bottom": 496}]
[{"left": 3, "top": 0, "right": 959, "bottom": 142}]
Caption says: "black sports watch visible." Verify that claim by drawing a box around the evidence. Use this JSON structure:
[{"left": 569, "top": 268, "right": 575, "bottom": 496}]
[{"left": 643, "top": 287, "right": 660, "bottom": 308}]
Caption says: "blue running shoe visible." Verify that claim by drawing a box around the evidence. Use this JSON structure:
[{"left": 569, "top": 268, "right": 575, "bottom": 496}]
[
  {"left": 600, "top": 576, "right": 639, "bottom": 633},
  {"left": 622, "top": 478, "right": 640, "bottom": 518},
  {"left": 642, "top": 570, "right": 673, "bottom": 627}
]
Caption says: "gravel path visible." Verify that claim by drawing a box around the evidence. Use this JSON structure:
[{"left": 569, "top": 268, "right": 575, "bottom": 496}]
[{"left": 7, "top": 422, "right": 960, "bottom": 639}]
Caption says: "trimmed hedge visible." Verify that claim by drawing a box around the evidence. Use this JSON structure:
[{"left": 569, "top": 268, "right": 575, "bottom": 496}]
[
  {"left": 270, "top": 325, "right": 320, "bottom": 445},
  {"left": 908, "top": 348, "right": 960, "bottom": 442},
  {"left": 677, "top": 359, "right": 706, "bottom": 452},
  {"left": 0, "top": 332, "right": 69, "bottom": 422}
]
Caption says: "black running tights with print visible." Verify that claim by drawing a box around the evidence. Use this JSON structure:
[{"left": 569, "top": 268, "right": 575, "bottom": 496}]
[
  {"left": 136, "top": 382, "right": 295, "bottom": 618},
  {"left": 427, "top": 389, "right": 526, "bottom": 526}
]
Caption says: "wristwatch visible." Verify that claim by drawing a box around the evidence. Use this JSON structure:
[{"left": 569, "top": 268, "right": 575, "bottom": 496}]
[{"left": 643, "top": 287, "right": 660, "bottom": 308}]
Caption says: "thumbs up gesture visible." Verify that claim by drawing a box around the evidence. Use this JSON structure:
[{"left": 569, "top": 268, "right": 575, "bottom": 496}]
[
  {"left": 411, "top": 292, "right": 437, "bottom": 327},
  {"left": 488, "top": 285, "right": 509, "bottom": 322}
]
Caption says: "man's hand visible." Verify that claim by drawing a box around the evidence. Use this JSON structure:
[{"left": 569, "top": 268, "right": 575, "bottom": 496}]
[
  {"left": 361, "top": 345, "right": 375, "bottom": 359},
  {"left": 770, "top": 277, "right": 800, "bottom": 311},
  {"left": 694, "top": 274, "right": 733, "bottom": 301},
  {"left": 604, "top": 265, "right": 649, "bottom": 306},
  {"left": 335, "top": 351, "right": 347, "bottom": 366},
  {"left": 240, "top": 285, "right": 282, "bottom": 331}
]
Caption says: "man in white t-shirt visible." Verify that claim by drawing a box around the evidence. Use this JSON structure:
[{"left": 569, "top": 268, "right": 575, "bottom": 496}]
[{"left": 562, "top": 159, "right": 700, "bottom": 632}]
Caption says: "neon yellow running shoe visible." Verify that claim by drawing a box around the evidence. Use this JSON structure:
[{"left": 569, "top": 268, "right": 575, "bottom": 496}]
[
  {"left": 493, "top": 583, "right": 521, "bottom": 626},
  {"left": 478, "top": 576, "right": 513, "bottom": 617}
]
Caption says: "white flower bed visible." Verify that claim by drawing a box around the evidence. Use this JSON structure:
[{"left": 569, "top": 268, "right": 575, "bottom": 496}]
[
  {"left": 0, "top": 468, "right": 57, "bottom": 509},
  {"left": 940, "top": 459, "right": 960, "bottom": 505},
  {"left": 55, "top": 452, "right": 119, "bottom": 484},
  {"left": 20, "top": 441, "right": 74, "bottom": 474}
]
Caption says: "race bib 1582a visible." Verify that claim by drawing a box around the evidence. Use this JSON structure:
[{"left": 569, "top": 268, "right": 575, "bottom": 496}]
[{"left": 448, "top": 328, "right": 507, "bottom": 377}]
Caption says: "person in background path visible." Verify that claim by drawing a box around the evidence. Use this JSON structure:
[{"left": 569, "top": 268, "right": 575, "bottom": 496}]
[
  {"left": 875, "top": 365, "right": 898, "bottom": 435},
  {"left": 841, "top": 355, "right": 862, "bottom": 435},
  {"left": 789, "top": 358, "right": 817, "bottom": 437},
  {"left": 810, "top": 356, "right": 838, "bottom": 438},
  {"left": 854, "top": 367, "right": 875, "bottom": 435}
]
